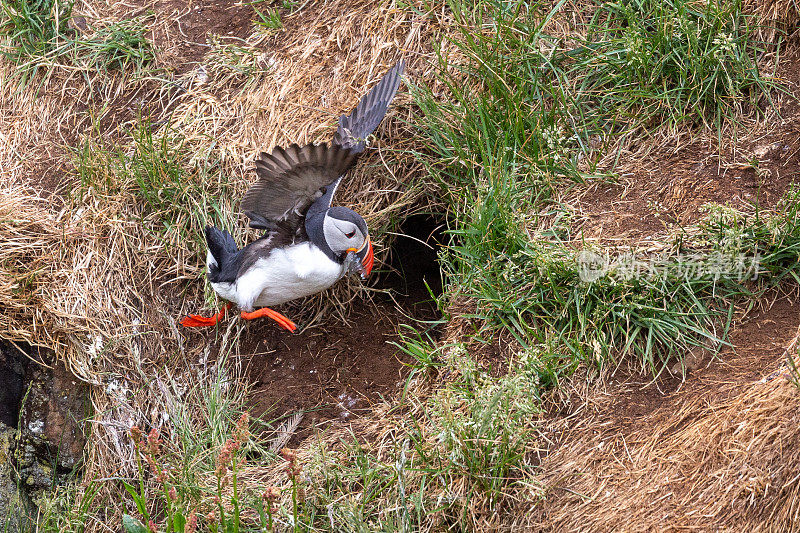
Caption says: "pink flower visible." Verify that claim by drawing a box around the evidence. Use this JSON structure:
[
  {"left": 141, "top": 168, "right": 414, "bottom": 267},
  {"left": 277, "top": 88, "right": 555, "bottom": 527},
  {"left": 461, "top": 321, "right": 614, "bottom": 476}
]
[
  {"left": 261, "top": 486, "right": 280, "bottom": 502},
  {"left": 281, "top": 448, "right": 302, "bottom": 478},
  {"left": 146, "top": 428, "right": 162, "bottom": 456},
  {"left": 216, "top": 445, "right": 232, "bottom": 478},
  {"left": 234, "top": 413, "right": 250, "bottom": 445},
  {"left": 185, "top": 514, "right": 197, "bottom": 533}
]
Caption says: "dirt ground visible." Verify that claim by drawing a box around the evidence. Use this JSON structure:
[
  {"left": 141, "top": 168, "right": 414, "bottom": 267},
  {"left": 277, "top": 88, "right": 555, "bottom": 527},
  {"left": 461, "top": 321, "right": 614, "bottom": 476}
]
[
  {"left": 242, "top": 295, "right": 416, "bottom": 439},
  {"left": 575, "top": 53, "right": 800, "bottom": 242},
  {"left": 600, "top": 290, "right": 798, "bottom": 423},
  {"left": 151, "top": 0, "right": 255, "bottom": 67}
]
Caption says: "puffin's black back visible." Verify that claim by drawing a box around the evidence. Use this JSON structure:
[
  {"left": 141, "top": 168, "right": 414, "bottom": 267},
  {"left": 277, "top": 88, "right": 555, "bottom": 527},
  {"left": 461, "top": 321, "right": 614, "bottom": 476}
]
[{"left": 206, "top": 224, "right": 299, "bottom": 283}]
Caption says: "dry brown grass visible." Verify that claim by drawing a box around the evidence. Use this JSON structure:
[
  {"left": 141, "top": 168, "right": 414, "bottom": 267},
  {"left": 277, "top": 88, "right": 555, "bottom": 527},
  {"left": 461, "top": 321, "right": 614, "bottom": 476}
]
[
  {"left": 529, "top": 329, "right": 800, "bottom": 532},
  {"left": 745, "top": 0, "right": 800, "bottom": 42}
]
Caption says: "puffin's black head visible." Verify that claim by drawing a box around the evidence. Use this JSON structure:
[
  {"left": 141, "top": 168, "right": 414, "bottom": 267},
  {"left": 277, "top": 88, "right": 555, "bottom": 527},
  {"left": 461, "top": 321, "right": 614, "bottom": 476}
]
[{"left": 323, "top": 206, "right": 374, "bottom": 276}]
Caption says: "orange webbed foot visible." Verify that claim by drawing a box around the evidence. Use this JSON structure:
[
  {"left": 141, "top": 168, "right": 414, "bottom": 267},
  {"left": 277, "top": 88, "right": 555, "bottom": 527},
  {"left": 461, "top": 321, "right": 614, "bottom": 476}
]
[
  {"left": 180, "top": 303, "right": 232, "bottom": 328},
  {"left": 240, "top": 307, "right": 297, "bottom": 332}
]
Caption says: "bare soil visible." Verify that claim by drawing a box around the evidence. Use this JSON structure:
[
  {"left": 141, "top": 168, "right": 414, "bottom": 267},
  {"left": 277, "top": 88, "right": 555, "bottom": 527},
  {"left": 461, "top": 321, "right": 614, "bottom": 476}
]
[
  {"left": 242, "top": 296, "right": 415, "bottom": 439},
  {"left": 150, "top": 0, "right": 255, "bottom": 69},
  {"left": 577, "top": 131, "right": 798, "bottom": 238},
  {"left": 185, "top": 280, "right": 438, "bottom": 444},
  {"left": 575, "top": 53, "right": 800, "bottom": 243},
  {"left": 576, "top": 128, "right": 800, "bottom": 241}
]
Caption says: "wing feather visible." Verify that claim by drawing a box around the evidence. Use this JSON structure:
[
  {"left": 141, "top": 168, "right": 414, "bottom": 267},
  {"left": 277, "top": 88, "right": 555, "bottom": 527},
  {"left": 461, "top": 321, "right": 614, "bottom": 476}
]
[
  {"left": 241, "top": 143, "right": 359, "bottom": 229},
  {"left": 243, "top": 62, "right": 404, "bottom": 228},
  {"left": 333, "top": 60, "right": 405, "bottom": 153}
]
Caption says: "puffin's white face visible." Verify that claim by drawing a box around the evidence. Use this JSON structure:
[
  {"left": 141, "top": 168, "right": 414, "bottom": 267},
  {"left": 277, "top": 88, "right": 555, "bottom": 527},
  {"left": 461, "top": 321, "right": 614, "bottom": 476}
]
[
  {"left": 323, "top": 214, "right": 367, "bottom": 253},
  {"left": 322, "top": 207, "right": 374, "bottom": 276}
]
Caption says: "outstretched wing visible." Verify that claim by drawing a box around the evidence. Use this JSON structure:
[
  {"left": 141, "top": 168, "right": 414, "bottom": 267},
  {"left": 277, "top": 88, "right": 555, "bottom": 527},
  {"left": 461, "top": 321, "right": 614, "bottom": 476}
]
[
  {"left": 241, "top": 143, "right": 359, "bottom": 230},
  {"left": 303, "top": 60, "right": 405, "bottom": 220},
  {"left": 333, "top": 60, "right": 405, "bottom": 154}
]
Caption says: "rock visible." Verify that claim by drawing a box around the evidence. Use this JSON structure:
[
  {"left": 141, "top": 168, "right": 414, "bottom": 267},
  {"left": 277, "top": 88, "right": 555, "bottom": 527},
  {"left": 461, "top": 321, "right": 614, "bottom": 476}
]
[
  {"left": 0, "top": 340, "right": 90, "bottom": 513},
  {"left": 19, "top": 362, "right": 89, "bottom": 476},
  {"left": 671, "top": 337, "right": 718, "bottom": 376},
  {"left": 0, "top": 424, "right": 34, "bottom": 533},
  {"left": 70, "top": 15, "right": 88, "bottom": 32},
  {"left": 752, "top": 141, "right": 783, "bottom": 160}
]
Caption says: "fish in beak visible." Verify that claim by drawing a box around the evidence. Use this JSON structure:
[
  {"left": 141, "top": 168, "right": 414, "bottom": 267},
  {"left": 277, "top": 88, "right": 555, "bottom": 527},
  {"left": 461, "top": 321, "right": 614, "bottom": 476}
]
[{"left": 346, "top": 237, "right": 374, "bottom": 278}]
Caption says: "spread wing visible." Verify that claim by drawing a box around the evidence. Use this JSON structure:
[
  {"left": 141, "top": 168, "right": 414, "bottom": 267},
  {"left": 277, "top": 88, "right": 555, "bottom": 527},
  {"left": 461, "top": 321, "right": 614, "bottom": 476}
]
[
  {"left": 243, "top": 61, "right": 405, "bottom": 229},
  {"left": 333, "top": 60, "right": 405, "bottom": 154},
  {"left": 241, "top": 143, "right": 359, "bottom": 230}
]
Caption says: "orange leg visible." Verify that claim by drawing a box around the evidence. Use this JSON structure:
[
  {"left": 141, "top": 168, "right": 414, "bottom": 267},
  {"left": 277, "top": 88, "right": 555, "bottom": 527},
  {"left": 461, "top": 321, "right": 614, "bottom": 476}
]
[
  {"left": 240, "top": 307, "right": 297, "bottom": 332},
  {"left": 180, "top": 303, "right": 233, "bottom": 328}
]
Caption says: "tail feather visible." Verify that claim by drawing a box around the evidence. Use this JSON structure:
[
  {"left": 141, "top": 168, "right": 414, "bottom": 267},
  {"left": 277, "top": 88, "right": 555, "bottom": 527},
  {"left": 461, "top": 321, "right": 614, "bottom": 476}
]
[{"left": 205, "top": 226, "right": 238, "bottom": 276}]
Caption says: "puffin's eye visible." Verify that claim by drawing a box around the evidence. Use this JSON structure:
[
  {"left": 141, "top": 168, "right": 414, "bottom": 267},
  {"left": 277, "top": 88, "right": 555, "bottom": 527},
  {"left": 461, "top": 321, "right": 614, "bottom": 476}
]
[{"left": 345, "top": 231, "right": 356, "bottom": 239}]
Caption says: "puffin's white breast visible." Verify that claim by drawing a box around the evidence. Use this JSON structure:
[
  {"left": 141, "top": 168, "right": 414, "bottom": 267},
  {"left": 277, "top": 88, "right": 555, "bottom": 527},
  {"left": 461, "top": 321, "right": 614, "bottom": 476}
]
[{"left": 211, "top": 242, "right": 345, "bottom": 310}]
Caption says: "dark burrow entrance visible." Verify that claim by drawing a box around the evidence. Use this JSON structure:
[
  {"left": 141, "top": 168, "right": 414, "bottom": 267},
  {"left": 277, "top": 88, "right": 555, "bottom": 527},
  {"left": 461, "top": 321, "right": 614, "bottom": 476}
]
[
  {"left": 381, "top": 214, "right": 445, "bottom": 319},
  {"left": 0, "top": 341, "right": 27, "bottom": 429},
  {"left": 241, "top": 214, "right": 447, "bottom": 440}
]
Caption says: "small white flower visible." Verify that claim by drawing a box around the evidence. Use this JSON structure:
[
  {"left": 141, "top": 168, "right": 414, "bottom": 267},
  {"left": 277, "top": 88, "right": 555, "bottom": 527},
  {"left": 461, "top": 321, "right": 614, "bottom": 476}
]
[
  {"left": 712, "top": 32, "right": 736, "bottom": 60},
  {"left": 87, "top": 334, "right": 104, "bottom": 359}
]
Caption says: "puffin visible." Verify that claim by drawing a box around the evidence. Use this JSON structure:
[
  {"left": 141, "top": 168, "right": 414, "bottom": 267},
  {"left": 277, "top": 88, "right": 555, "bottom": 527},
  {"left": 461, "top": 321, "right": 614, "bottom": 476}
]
[{"left": 180, "top": 60, "right": 405, "bottom": 332}]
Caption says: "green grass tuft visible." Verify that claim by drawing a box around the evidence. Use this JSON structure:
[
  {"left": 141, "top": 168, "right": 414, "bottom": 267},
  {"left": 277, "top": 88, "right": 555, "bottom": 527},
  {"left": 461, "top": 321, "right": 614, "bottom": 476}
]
[
  {"left": 35, "top": 480, "right": 100, "bottom": 533},
  {"left": 74, "top": 19, "right": 154, "bottom": 72},
  {"left": 74, "top": 121, "right": 238, "bottom": 254},
  {"left": 573, "top": 0, "right": 774, "bottom": 130},
  {"left": 0, "top": 0, "right": 71, "bottom": 59},
  {"left": 414, "top": 0, "right": 793, "bottom": 379},
  {"left": 0, "top": 0, "right": 154, "bottom": 82}
]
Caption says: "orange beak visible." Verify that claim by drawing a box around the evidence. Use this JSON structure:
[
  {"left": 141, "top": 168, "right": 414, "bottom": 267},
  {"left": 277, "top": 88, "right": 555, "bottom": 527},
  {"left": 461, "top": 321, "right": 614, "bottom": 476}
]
[{"left": 361, "top": 238, "right": 374, "bottom": 276}]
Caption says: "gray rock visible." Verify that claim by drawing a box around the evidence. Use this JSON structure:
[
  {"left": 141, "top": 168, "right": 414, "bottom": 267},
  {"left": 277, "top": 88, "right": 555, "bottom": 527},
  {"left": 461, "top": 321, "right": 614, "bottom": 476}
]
[
  {"left": 0, "top": 424, "right": 34, "bottom": 533},
  {"left": 19, "top": 360, "right": 89, "bottom": 486},
  {"left": 0, "top": 340, "right": 90, "bottom": 521}
]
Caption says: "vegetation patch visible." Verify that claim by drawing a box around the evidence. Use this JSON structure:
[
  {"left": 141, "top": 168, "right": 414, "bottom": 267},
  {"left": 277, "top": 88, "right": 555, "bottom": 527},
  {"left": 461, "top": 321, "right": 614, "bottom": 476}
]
[
  {"left": 1, "top": 0, "right": 799, "bottom": 531},
  {"left": 414, "top": 0, "right": 793, "bottom": 378},
  {"left": 0, "top": 0, "right": 154, "bottom": 83},
  {"left": 575, "top": 0, "right": 773, "bottom": 130}
]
